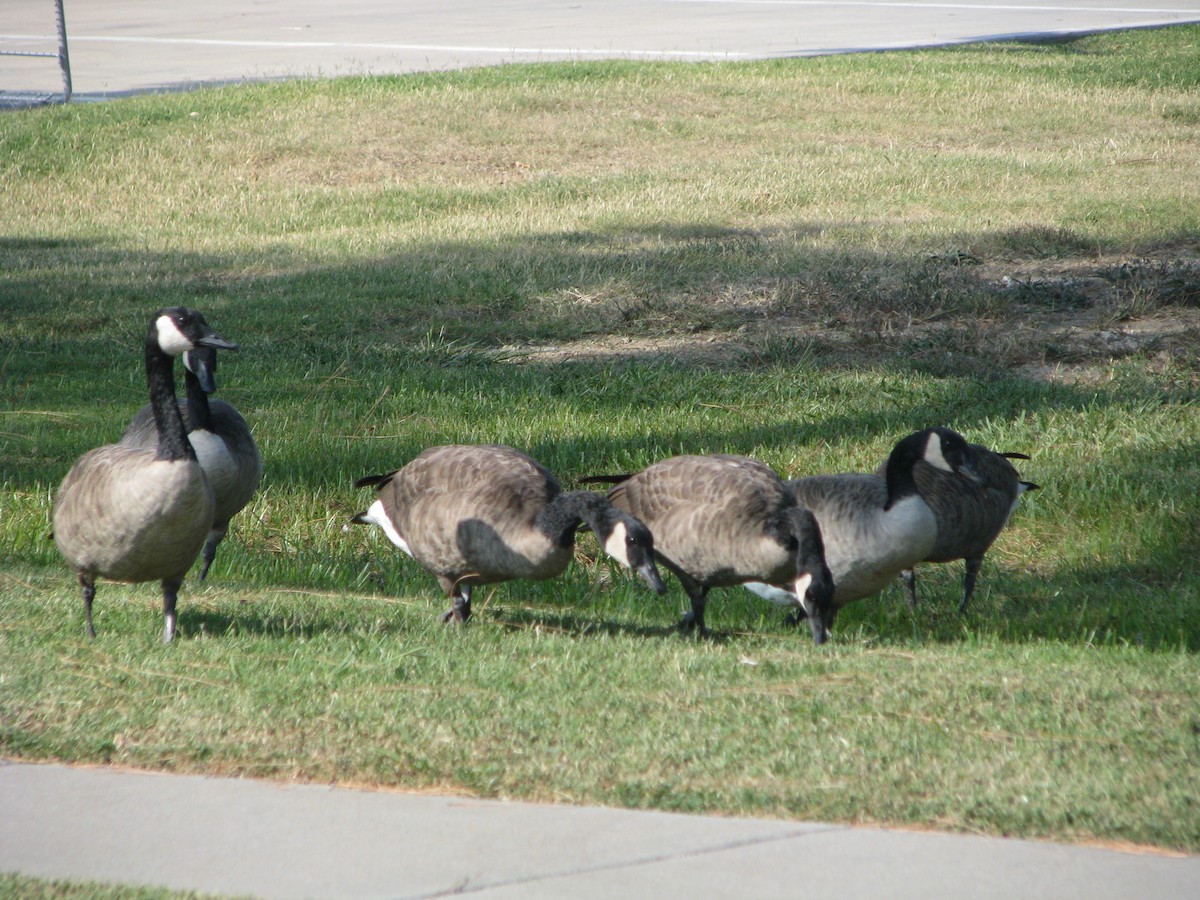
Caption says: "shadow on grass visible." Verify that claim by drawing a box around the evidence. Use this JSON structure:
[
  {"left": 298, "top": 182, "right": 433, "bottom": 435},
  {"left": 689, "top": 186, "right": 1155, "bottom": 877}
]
[
  {"left": 486, "top": 603, "right": 681, "bottom": 641},
  {"left": 177, "top": 603, "right": 408, "bottom": 641},
  {"left": 4, "top": 228, "right": 1198, "bottom": 652}
]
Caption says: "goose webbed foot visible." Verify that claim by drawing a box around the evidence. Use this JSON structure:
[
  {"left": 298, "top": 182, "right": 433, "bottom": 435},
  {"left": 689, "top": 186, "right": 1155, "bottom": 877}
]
[
  {"left": 676, "top": 597, "right": 708, "bottom": 636},
  {"left": 441, "top": 594, "right": 471, "bottom": 625}
]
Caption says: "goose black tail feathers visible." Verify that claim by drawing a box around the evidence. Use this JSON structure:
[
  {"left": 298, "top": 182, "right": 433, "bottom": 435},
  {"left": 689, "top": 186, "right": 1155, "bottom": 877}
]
[
  {"left": 579, "top": 474, "right": 633, "bottom": 486},
  {"left": 354, "top": 473, "right": 392, "bottom": 490}
]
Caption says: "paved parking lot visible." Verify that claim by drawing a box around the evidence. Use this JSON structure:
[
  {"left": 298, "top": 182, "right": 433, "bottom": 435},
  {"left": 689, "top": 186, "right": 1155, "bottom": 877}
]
[{"left": 3, "top": 0, "right": 1200, "bottom": 100}]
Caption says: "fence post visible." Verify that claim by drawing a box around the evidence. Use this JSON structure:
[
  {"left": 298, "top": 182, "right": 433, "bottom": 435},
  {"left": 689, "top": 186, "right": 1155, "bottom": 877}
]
[{"left": 55, "top": 0, "right": 72, "bottom": 102}]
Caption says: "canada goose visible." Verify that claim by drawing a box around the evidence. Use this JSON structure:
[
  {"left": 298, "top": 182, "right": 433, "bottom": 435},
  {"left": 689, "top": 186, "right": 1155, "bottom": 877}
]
[
  {"left": 350, "top": 444, "right": 667, "bottom": 623},
  {"left": 888, "top": 444, "right": 1039, "bottom": 613},
  {"left": 593, "top": 454, "right": 835, "bottom": 644},
  {"left": 745, "top": 427, "right": 979, "bottom": 631},
  {"left": 120, "top": 344, "right": 262, "bottom": 580},
  {"left": 52, "top": 308, "right": 238, "bottom": 642}
]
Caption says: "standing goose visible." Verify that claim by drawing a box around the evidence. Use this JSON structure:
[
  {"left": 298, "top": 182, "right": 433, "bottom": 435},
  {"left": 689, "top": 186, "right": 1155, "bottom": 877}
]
[
  {"left": 594, "top": 454, "right": 835, "bottom": 644},
  {"left": 745, "top": 427, "right": 979, "bottom": 633},
  {"left": 121, "top": 344, "right": 262, "bottom": 580},
  {"left": 350, "top": 444, "right": 667, "bottom": 623},
  {"left": 52, "top": 308, "right": 238, "bottom": 642},
  {"left": 887, "top": 443, "right": 1039, "bottom": 613}
]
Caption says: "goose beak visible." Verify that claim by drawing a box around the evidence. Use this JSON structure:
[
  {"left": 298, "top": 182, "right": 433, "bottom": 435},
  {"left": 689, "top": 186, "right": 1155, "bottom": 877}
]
[
  {"left": 184, "top": 350, "right": 218, "bottom": 394},
  {"left": 796, "top": 566, "right": 835, "bottom": 646},
  {"left": 956, "top": 458, "right": 983, "bottom": 485},
  {"left": 787, "top": 592, "right": 832, "bottom": 645},
  {"left": 638, "top": 560, "right": 668, "bottom": 596},
  {"left": 197, "top": 329, "right": 239, "bottom": 352},
  {"left": 807, "top": 614, "right": 831, "bottom": 646}
]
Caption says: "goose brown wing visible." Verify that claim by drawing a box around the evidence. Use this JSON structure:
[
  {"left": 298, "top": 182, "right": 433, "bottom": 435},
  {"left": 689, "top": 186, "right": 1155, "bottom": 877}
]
[
  {"left": 374, "top": 446, "right": 560, "bottom": 576},
  {"left": 911, "top": 445, "right": 1024, "bottom": 562}
]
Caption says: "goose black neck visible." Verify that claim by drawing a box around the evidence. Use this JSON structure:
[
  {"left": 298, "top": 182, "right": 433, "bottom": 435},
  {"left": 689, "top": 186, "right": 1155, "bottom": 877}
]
[
  {"left": 146, "top": 341, "right": 196, "bottom": 462},
  {"left": 882, "top": 442, "right": 922, "bottom": 511},
  {"left": 182, "top": 367, "right": 214, "bottom": 433},
  {"left": 538, "top": 491, "right": 611, "bottom": 546}
]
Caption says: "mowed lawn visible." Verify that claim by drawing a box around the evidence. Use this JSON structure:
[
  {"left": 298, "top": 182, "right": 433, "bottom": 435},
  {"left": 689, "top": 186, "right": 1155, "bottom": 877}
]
[{"left": 1, "top": 26, "right": 1198, "bottom": 853}]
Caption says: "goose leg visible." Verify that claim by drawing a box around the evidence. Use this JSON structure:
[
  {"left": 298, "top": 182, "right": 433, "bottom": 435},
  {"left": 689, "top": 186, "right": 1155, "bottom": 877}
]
[
  {"left": 80, "top": 573, "right": 97, "bottom": 639},
  {"left": 678, "top": 584, "right": 708, "bottom": 636},
  {"left": 197, "top": 523, "right": 227, "bottom": 581},
  {"left": 441, "top": 585, "right": 472, "bottom": 625},
  {"left": 958, "top": 557, "right": 982, "bottom": 614},
  {"left": 162, "top": 577, "right": 183, "bottom": 643},
  {"left": 901, "top": 568, "right": 919, "bottom": 611}
]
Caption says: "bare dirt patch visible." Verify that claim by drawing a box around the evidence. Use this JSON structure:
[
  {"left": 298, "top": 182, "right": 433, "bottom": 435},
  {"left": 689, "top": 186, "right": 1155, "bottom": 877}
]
[{"left": 504, "top": 248, "right": 1200, "bottom": 384}]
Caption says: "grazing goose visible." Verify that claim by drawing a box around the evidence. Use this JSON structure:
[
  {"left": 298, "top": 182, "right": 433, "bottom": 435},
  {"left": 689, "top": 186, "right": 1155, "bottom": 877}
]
[
  {"left": 745, "top": 427, "right": 979, "bottom": 632},
  {"left": 121, "top": 344, "right": 262, "bottom": 580},
  {"left": 594, "top": 454, "right": 835, "bottom": 644},
  {"left": 350, "top": 444, "right": 667, "bottom": 623},
  {"left": 52, "top": 308, "right": 238, "bottom": 642},
  {"left": 887, "top": 443, "right": 1039, "bottom": 613}
]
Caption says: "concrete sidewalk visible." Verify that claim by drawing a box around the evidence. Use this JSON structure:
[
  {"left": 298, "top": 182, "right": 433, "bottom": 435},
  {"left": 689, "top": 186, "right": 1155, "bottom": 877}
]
[
  {"left": 3, "top": 1, "right": 1200, "bottom": 101},
  {"left": 2, "top": 761, "right": 1197, "bottom": 898}
]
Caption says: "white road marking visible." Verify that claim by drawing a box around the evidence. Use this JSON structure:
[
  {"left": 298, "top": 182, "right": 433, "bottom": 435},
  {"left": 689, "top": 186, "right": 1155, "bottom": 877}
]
[
  {"left": 662, "top": 1, "right": 1197, "bottom": 12},
  {"left": 0, "top": 34, "right": 761, "bottom": 60}
]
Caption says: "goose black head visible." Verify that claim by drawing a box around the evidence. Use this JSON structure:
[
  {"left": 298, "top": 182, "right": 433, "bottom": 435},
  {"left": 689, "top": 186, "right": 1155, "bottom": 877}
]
[
  {"left": 790, "top": 507, "right": 836, "bottom": 646},
  {"left": 598, "top": 508, "right": 668, "bottom": 596},
  {"left": 150, "top": 307, "right": 239, "bottom": 358},
  {"left": 918, "top": 427, "right": 979, "bottom": 481},
  {"left": 884, "top": 426, "right": 981, "bottom": 509}
]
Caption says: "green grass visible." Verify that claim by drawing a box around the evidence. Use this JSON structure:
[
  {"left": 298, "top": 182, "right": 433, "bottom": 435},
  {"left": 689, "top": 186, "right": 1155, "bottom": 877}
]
[
  {"left": 0, "top": 872, "right": 233, "bottom": 899},
  {"left": 2, "top": 27, "right": 1199, "bottom": 853}
]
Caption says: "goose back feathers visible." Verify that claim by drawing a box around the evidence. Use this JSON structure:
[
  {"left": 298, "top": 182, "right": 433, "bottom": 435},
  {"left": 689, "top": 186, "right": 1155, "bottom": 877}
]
[
  {"left": 351, "top": 444, "right": 665, "bottom": 623},
  {"left": 603, "top": 454, "right": 834, "bottom": 643}
]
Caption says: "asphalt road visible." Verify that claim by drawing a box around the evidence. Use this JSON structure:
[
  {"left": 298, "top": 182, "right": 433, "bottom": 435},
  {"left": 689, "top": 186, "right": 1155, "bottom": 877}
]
[{"left": 3, "top": 0, "right": 1200, "bottom": 100}]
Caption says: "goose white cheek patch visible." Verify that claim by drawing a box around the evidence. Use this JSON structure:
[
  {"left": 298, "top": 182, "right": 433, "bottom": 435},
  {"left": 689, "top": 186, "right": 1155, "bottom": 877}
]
[
  {"left": 156, "top": 316, "right": 194, "bottom": 356},
  {"left": 603, "top": 521, "right": 631, "bottom": 568},
  {"left": 363, "top": 499, "right": 412, "bottom": 556},
  {"left": 793, "top": 572, "right": 814, "bottom": 611},
  {"left": 924, "top": 432, "right": 952, "bottom": 472}
]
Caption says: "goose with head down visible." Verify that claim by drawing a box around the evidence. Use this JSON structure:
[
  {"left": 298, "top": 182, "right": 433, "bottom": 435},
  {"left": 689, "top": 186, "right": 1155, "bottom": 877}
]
[
  {"left": 594, "top": 453, "right": 834, "bottom": 643},
  {"left": 350, "top": 444, "right": 666, "bottom": 623},
  {"left": 745, "top": 427, "right": 980, "bottom": 636}
]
